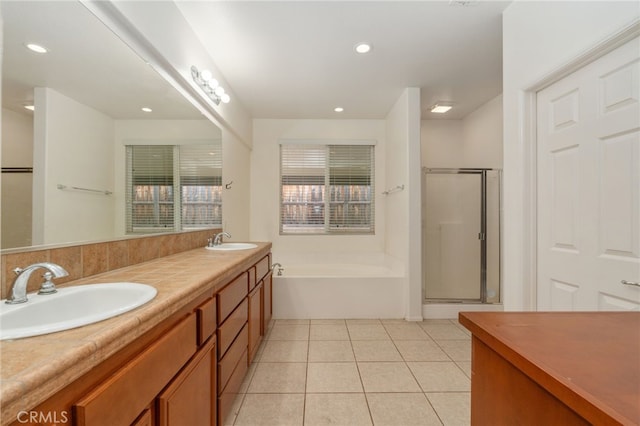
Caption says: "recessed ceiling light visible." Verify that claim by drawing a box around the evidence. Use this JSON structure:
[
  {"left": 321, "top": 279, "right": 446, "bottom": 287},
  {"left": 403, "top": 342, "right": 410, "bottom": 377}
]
[
  {"left": 141, "top": 107, "right": 152, "bottom": 113},
  {"left": 354, "top": 43, "right": 372, "bottom": 54},
  {"left": 430, "top": 103, "right": 453, "bottom": 113},
  {"left": 334, "top": 107, "right": 344, "bottom": 113},
  {"left": 25, "top": 43, "right": 48, "bottom": 54}
]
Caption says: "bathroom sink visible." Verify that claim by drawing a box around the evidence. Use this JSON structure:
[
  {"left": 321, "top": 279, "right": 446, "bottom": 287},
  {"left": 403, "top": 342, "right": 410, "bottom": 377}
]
[
  {"left": 0, "top": 283, "right": 157, "bottom": 340},
  {"left": 205, "top": 243, "right": 258, "bottom": 251}
]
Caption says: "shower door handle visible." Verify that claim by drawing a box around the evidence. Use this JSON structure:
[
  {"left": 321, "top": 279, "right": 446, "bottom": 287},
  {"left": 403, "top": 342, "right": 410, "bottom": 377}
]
[{"left": 621, "top": 280, "right": 640, "bottom": 287}]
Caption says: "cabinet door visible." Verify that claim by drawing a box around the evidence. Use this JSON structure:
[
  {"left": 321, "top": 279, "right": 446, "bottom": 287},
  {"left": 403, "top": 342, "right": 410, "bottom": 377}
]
[
  {"left": 75, "top": 315, "right": 197, "bottom": 426},
  {"left": 157, "top": 337, "right": 216, "bottom": 426},
  {"left": 197, "top": 296, "right": 217, "bottom": 346},
  {"left": 262, "top": 271, "right": 273, "bottom": 335},
  {"left": 248, "top": 282, "right": 263, "bottom": 363},
  {"left": 132, "top": 409, "right": 153, "bottom": 426}
]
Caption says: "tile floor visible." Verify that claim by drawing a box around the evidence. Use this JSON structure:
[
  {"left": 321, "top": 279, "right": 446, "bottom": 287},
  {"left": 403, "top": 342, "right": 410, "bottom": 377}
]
[{"left": 225, "top": 319, "right": 472, "bottom": 426}]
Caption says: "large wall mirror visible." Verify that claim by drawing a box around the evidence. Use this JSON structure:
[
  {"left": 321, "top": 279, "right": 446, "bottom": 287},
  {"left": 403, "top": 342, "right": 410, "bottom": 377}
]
[{"left": 1, "top": 1, "right": 222, "bottom": 250}]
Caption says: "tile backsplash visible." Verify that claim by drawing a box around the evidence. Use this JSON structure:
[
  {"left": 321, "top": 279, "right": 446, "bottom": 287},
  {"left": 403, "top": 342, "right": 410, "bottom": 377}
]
[{"left": 0, "top": 229, "right": 220, "bottom": 299}]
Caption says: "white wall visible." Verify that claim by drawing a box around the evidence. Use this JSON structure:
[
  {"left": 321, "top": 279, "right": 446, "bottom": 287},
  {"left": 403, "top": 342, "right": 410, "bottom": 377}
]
[
  {"left": 1, "top": 109, "right": 34, "bottom": 248},
  {"left": 462, "top": 94, "right": 503, "bottom": 169},
  {"left": 250, "top": 119, "right": 387, "bottom": 256},
  {"left": 385, "top": 87, "right": 422, "bottom": 321},
  {"left": 222, "top": 127, "right": 251, "bottom": 241},
  {"left": 502, "top": 1, "right": 639, "bottom": 310},
  {"left": 421, "top": 94, "right": 503, "bottom": 169},
  {"left": 113, "top": 119, "right": 222, "bottom": 237},
  {"left": 32, "top": 88, "right": 115, "bottom": 245},
  {"left": 421, "top": 120, "right": 463, "bottom": 168}
]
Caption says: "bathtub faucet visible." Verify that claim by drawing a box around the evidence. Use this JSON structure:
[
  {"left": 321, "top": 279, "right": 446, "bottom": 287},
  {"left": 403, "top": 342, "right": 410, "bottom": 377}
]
[{"left": 272, "top": 263, "right": 284, "bottom": 276}]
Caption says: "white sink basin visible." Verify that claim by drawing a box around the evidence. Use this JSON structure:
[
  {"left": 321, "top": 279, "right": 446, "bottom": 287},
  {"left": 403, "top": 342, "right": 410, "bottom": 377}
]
[
  {"left": 0, "top": 282, "right": 157, "bottom": 340},
  {"left": 205, "top": 243, "right": 258, "bottom": 251}
]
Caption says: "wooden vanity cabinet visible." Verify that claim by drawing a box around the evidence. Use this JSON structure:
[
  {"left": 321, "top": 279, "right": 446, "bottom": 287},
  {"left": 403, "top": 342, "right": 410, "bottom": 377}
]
[
  {"left": 74, "top": 295, "right": 218, "bottom": 426},
  {"left": 460, "top": 312, "right": 640, "bottom": 425},
  {"left": 11, "top": 250, "right": 273, "bottom": 426},
  {"left": 74, "top": 314, "right": 199, "bottom": 426}
]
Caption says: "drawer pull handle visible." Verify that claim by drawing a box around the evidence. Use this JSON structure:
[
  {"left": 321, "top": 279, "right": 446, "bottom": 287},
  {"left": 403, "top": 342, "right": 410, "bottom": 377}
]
[{"left": 621, "top": 280, "right": 640, "bottom": 287}]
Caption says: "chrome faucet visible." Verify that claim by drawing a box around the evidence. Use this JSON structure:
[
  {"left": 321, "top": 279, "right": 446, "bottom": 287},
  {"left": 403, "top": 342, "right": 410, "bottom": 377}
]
[
  {"left": 213, "top": 232, "right": 231, "bottom": 246},
  {"left": 5, "top": 263, "right": 69, "bottom": 304},
  {"left": 272, "top": 263, "right": 284, "bottom": 276}
]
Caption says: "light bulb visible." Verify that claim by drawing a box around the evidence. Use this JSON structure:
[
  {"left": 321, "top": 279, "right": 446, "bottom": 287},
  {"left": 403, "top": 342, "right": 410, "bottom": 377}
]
[
  {"left": 200, "top": 69, "right": 212, "bottom": 82},
  {"left": 221, "top": 94, "right": 231, "bottom": 104},
  {"left": 214, "top": 86, "right": 225, "bottom": 97},
  {"left": 354, "top": 43, "right": 372, "bottom": 54},
  {"left": 26, "top": 43, "right": 48, "bottom": 53}
]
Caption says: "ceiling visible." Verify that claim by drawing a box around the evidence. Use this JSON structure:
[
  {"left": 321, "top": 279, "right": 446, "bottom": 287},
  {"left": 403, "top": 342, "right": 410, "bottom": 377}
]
[
  {"left": 1, "top": 1, "right": 202, "bottom": 120},
  {"left": 177, "top": 1, "right": 511, "bottom": 120},
  {"left": 2, "top": 1, "right": 510, "bottom": 123}
]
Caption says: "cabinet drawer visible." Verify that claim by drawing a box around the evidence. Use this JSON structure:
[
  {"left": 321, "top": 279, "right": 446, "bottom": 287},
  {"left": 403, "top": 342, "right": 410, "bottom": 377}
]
[
  {"left": 218, "top": 272, "right": 248, "bottom": 323},
  {"left": 218, "top": 348, "right": 248, "bottom": 426},
  {"left": 248, "top": 266, "right": 257, "bottom": 291},
  {"left": 219, "top": 324, "right": 248, "bottom": 392},
  {"left": 75, "top": 314, "right": 197, "bottom": 426},
  {"left": 197, "top": 296, "right": 216, "bottom": 345},
  {"left": 255, "top": 255, "right": 270, "bottom": 282},
  {"left": 217, "top": 298, "right": 248, "bottom": 357}
]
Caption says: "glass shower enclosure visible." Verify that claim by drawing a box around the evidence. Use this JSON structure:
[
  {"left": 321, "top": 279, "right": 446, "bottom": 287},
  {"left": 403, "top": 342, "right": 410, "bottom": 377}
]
[{"left": 422, "top": 168, "right": 501, "bottom": 303}]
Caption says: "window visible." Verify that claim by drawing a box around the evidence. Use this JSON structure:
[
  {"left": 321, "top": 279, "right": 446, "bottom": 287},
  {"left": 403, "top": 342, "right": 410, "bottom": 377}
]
[
  {"left": 126, "top": 144, "right": 222, "bottom": 233},
  {"left": 280, "top": 142, "right": 375, "bottom": 234}
]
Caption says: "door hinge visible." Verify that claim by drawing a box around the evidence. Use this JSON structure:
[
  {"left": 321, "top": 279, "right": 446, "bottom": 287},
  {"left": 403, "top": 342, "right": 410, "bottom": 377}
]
[{"left": 478, "top": 233, "right": 486, "bottom": 241}]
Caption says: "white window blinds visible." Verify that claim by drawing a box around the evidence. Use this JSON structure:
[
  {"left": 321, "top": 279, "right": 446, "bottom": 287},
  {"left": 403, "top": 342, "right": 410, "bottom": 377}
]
[
  {"left": 280, "top": 143, "right": 374, "bottom": 234},
  {"left": 126, "top": 144, "right": 222, "bottom": 233},
  {"left": 126, "top": 145, "right": 175, "bottom": 231},
  {"left": 179, "top": 144, "right": 222, "bottom": 228}
]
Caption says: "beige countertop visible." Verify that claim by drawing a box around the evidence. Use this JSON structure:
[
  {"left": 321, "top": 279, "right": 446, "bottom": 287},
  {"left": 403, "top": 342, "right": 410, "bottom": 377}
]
[{"left": 0, "top": 242, "right": 271, "bottom": 425}]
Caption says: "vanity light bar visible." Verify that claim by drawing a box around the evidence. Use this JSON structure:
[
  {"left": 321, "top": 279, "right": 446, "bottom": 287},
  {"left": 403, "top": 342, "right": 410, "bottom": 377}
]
[{"left": 191, "top": 66, "right": 231, "bottom": 106}]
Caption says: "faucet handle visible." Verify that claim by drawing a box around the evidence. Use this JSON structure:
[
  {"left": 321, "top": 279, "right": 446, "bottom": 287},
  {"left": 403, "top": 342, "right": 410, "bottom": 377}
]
[{"left": 38, "top": 271, "right": 58, "bottom": 295}]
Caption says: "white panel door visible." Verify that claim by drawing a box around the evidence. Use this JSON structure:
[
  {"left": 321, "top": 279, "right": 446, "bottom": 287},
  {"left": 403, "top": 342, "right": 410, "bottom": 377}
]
[{"left": 537, "top": 37, "right": 640, "bottom": 311}]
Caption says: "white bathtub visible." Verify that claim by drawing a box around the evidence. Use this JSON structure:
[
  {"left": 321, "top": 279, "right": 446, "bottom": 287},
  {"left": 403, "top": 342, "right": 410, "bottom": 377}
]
[
  {"left": 279, "top": 263, "right": 399, "bottom": 278},
  {"left": 272, "top": 255, "right": 405, "bottom": 319}
]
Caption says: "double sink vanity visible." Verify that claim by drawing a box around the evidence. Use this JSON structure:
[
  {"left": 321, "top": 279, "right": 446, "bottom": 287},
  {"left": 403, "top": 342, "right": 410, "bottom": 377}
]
[{"left": 0, "top": 239, "right": 272, "bottom": 426}]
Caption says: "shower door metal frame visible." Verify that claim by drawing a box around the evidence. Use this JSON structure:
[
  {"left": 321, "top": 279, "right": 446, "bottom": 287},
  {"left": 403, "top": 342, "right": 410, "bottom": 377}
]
[{"left": 422, "top": 168, "right": 501, "bottom": 304}]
